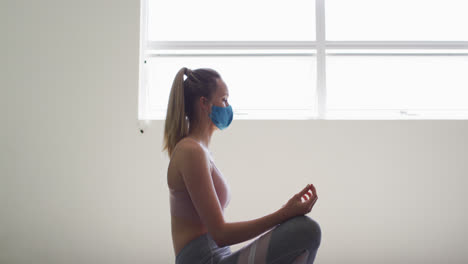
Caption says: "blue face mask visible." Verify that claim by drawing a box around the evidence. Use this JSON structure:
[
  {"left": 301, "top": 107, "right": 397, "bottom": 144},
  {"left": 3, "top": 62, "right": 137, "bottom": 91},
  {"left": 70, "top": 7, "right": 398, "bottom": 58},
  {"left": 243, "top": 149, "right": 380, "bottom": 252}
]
[{"left": 209, "top": 104, "right": 233, "bottom": 130}]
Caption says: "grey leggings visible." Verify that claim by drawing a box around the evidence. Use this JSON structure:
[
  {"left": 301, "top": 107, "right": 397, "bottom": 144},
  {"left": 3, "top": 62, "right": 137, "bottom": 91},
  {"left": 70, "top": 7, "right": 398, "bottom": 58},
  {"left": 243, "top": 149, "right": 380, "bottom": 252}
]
[{"left": 175, "top": 215, "right": 322, "bottom": 264}]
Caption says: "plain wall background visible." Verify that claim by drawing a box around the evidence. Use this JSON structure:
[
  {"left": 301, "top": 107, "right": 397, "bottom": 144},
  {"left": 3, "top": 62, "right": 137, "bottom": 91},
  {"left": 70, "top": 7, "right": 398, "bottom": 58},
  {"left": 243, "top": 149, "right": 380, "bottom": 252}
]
[{"left": 2, "top": 1, "right": 468, "bottom": 263}]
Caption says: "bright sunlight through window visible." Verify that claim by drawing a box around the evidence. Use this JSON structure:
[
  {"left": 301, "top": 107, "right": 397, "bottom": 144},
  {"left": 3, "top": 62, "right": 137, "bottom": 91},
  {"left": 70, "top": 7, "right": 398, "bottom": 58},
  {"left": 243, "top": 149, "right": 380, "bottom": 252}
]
[{"left": 138, "top": 0, "right": 468, "bottom": 120}]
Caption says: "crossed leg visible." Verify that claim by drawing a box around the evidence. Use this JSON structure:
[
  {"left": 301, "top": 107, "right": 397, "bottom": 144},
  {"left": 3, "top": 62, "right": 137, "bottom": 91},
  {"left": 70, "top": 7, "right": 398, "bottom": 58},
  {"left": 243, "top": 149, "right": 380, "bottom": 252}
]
[{"left": 218, "top": 215, "right": 322, "bottom": 264}]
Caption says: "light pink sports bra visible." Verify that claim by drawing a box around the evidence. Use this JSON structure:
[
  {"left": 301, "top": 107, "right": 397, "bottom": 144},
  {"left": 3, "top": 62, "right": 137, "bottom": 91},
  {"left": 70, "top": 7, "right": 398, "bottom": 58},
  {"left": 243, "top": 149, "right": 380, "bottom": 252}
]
[{"left": 169, "top": 137, "right": 231, "bottom": 221}]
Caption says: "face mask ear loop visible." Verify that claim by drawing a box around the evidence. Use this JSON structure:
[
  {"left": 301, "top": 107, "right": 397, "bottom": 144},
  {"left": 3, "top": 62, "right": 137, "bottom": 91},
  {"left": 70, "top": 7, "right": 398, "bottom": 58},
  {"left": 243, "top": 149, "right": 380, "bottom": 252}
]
[
  {"left": 203, "top": 96, "right": 210, "bottom": 118},
  {"left": 207, "top": 102, "right": 212, "bottom": 118}
]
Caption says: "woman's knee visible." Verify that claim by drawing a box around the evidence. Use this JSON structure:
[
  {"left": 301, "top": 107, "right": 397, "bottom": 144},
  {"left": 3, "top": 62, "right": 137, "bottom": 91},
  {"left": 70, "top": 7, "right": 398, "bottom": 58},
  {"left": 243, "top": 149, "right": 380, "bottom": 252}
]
[{"left": 283, "top": 215, "right": 322, "bottom": 248}]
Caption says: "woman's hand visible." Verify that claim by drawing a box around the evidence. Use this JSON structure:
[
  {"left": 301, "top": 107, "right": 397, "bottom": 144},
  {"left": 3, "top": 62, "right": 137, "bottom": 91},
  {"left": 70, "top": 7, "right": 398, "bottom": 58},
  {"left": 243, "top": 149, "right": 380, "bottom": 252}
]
[{"left": 280, "top": 184, "right": 318, "bottom": 219}]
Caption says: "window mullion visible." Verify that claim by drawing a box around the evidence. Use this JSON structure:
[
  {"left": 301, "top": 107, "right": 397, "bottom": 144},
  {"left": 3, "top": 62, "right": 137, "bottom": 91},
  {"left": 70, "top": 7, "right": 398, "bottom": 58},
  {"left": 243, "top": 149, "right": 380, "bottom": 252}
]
[
  {"left": 146, "top": 40, "right": 468, "bottom": 50},
  {"left": 146, "top": 40, "right": 317, "bottom": 50},
  {"left": 316, "top": 0, "right": 326, "bottom": 119},
  {"left": 326, "top": 41, "right": 468, "bottom": 49}
]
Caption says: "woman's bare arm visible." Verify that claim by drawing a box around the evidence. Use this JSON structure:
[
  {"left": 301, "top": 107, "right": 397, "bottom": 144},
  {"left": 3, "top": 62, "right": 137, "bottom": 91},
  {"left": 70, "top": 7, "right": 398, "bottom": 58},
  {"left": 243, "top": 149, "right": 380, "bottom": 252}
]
[
  {"left": 178, "top": 143, "right": 294, "bottom": 247},
  {"left": 218, "top": 207, "right": 290, "bottom": 247},
  {"left": 220, "top": 184, "right": 317, "bottom": 247}
]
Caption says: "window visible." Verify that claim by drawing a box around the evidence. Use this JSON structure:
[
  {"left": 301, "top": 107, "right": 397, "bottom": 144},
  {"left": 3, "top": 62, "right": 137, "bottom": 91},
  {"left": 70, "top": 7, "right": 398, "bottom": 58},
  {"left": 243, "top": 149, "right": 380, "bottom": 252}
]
[{"left": 139, "top": 0, "right": 468, "bottom": 120}]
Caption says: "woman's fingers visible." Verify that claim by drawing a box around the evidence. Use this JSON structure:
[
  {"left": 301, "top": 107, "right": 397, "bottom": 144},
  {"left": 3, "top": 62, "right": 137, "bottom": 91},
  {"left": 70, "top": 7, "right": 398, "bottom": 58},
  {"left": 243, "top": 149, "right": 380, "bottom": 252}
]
[
  {"left": 299, "top": 184, "right": 310, "bottom": 195},
  {"left": 308, "top": 196, "right": 318, "bottom": 210},
  {"left": 299, "top": 184, "right": 311, "bottom": 199},
  {"left": 299, "top": 184, "right": 316, "bottom": 201},
  {"left": 302, "top": 184, "right": 317, "bottom": 201},
  {"left": 309, "top": 183, "right": 317, "bottom": 198},
  {"left": 297, "top": 184, "right": 318, "bottom": 203}
]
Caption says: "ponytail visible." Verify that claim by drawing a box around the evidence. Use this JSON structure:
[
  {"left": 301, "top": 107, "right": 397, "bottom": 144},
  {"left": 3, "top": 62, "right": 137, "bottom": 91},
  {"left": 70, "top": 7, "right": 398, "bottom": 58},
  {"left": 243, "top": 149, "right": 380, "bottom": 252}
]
[{"left": 163, "top": 67, "right": 189, "bottom": 158}]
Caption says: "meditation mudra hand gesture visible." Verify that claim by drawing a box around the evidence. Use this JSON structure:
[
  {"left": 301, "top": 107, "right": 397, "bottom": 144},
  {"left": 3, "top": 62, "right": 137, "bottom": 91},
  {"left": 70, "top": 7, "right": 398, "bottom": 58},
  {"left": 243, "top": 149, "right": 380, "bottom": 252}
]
[{"left": 281, "top": 184, "right": 318, "bottom": 218}]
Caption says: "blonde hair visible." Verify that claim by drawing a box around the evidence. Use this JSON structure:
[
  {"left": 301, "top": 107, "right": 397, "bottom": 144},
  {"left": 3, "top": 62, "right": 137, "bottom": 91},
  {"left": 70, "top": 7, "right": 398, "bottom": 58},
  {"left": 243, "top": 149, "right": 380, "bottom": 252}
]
[{"left": 162, "top": 67, "right": 221, "bottom": 158}]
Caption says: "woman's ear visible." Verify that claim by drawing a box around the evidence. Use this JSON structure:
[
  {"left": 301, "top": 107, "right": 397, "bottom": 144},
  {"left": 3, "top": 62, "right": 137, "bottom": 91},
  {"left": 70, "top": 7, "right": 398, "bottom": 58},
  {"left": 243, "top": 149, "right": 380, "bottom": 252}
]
[{"left": 200, "top": 96, "right": 210, "bottom": 113}]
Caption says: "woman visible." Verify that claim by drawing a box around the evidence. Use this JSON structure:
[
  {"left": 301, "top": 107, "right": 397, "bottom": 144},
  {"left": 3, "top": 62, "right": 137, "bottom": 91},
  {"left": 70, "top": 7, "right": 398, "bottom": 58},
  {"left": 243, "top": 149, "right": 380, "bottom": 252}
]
[{"left": 163, "top": 67, "right": 321, "bottom": 264}]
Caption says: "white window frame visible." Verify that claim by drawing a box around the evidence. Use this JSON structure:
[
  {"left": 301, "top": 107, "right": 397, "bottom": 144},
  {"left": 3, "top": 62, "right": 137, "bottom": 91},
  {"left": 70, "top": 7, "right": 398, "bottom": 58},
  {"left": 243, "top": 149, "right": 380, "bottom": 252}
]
[{"left": 138, "top": 0, "right": 468, "bottom": 121}]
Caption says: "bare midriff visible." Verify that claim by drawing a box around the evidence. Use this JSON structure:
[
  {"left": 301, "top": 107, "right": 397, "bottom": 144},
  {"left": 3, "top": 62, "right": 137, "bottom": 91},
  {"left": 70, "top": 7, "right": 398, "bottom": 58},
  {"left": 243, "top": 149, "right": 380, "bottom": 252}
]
[{"left": 171, "top": 215, "right": 208, "bottom": 256}]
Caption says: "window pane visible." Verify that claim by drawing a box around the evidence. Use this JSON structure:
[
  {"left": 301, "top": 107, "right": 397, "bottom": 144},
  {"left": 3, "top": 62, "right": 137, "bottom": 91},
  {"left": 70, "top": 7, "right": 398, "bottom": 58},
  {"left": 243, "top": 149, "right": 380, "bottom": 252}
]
[
  {"left": 145, "top": 54, "right": 317, "bottom": 117},
  {"left": 148, "top": 0, "right": 315, "bottom": 41},
  {"left": 326, "top": 0, "right": 468, "bottom": 40},
  {"left": 326, "top": 52, "right": 468, "bottom": 110}
]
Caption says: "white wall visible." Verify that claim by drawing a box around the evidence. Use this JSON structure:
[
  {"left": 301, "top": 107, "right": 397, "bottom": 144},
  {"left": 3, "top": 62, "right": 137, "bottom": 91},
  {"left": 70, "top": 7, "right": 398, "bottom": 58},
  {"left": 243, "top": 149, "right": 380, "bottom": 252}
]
[{"left": 2, "top": 1, "right": 468, "bottom": 264}]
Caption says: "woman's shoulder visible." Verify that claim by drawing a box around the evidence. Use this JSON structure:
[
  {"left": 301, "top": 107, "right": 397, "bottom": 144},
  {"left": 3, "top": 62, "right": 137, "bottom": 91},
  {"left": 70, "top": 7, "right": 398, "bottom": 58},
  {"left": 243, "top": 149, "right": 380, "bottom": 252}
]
[
  {"left": 177, "top": 137, "right": 201, "bottom": 151},
  {"left": 173, "top": 137, "right": 208, "bottom": 161},
  {"left": 174, "top": 138, "right": 213, "bottom": 174}
]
